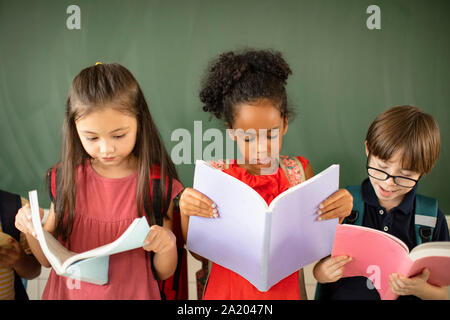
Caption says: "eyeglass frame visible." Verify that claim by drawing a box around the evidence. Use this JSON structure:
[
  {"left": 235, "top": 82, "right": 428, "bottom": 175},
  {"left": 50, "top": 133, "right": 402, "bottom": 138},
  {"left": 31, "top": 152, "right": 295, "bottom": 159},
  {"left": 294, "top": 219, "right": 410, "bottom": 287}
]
[{"left": 365, "top": 157, "right": 420, "bottom": 188}]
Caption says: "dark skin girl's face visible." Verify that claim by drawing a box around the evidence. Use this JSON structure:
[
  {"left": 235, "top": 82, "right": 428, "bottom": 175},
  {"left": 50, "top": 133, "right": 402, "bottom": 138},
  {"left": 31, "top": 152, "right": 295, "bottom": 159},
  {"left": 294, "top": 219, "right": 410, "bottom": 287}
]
[{"left": 228, "top": 98, "right": 288, "bottom": 175}]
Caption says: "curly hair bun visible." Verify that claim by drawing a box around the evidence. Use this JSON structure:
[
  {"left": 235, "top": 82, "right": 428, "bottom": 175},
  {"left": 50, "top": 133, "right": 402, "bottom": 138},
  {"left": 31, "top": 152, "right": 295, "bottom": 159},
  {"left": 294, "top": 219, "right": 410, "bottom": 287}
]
[{"left": 200, "top": 49, "right": 292, "bottom": 123}]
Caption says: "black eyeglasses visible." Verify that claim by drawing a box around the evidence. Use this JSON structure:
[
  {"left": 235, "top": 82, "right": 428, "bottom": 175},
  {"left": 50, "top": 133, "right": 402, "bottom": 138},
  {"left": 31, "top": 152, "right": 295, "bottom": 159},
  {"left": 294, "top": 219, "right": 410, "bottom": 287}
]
[{"left": 366, "top": 159, "right": 419, "bottom": 188}]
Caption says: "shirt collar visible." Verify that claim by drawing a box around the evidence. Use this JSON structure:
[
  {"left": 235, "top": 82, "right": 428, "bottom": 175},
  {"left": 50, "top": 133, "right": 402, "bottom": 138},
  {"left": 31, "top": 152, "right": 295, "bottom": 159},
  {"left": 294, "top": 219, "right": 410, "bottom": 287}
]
[{"left": 361, "top": 178, "right": 418, "bottom": 215}]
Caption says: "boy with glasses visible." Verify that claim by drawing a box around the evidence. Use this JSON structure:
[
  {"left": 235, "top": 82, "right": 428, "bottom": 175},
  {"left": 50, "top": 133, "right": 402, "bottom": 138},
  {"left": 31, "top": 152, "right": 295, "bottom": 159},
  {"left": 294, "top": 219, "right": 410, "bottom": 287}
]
[{"left": 313, "top": 105, "right": 449, "bottom": 300}]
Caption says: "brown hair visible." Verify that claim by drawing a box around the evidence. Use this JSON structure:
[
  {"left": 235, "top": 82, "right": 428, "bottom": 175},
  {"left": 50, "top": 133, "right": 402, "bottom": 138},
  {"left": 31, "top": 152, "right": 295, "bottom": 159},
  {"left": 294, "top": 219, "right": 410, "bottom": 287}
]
[
  {"left": 50, "top": 63, "right": 178, "bottom": 243},
  {"left": 366, "top": 105, "right": 440, "bottom": 175}
]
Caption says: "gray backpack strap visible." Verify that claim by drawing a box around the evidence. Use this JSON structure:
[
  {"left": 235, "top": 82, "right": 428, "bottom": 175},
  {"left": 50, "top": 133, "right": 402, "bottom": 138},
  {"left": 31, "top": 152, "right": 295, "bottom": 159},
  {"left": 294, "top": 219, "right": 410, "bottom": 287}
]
[
  {"left": 344, "top": 185, "right": 365, "bottom": 226},
  {"left": 414, "top": 194, "right": 438, "bottom": 245}
]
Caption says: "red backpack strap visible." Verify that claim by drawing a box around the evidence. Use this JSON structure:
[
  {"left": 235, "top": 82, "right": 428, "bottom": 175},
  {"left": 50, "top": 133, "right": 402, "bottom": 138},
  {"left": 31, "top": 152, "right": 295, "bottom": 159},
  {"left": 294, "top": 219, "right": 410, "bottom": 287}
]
[
  {"left": 47, "top": 166, "right": 59, "bottom": 203},
  {"left": 279, "top": 155, "right": 306, "bottom": 187}
]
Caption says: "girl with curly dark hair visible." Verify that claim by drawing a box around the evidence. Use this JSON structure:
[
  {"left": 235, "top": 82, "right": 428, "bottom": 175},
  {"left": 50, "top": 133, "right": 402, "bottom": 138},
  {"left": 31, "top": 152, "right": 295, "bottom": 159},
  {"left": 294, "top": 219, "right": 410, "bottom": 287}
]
[{"left": 180, "top": 49, "right": 353, "bottom": 299}]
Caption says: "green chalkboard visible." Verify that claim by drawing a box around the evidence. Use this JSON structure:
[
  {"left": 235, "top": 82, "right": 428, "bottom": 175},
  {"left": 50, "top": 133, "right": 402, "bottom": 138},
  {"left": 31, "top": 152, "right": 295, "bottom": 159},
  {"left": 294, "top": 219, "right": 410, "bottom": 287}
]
[{"left": 1, "top": 0, "right": 449, "bottom": 215}]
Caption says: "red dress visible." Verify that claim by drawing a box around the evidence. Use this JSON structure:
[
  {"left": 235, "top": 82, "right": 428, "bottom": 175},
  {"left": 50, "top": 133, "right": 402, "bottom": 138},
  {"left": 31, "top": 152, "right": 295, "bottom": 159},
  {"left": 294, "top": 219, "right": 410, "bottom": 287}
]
[{"left": 203, "top": 156, "right": 309, "bottom": 300}]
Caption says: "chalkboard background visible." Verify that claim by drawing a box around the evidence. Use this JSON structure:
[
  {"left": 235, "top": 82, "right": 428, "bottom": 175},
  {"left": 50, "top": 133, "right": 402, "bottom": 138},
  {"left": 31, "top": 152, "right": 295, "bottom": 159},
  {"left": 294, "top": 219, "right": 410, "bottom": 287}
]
[{"left": 1, "top": 0, "right": 449, "bottom": 214}]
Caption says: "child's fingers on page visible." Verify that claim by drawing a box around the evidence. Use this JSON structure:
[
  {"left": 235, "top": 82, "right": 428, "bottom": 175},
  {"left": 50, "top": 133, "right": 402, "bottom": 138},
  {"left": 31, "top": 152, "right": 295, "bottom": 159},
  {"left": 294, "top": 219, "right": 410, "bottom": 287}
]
[
  {"left": 182, "top": 188, "right": 215, "bottom": 207},
  {"left": 318, "top": 206, "right": 346, "bottom": 220},
  {"left": 318, "top": 189, "right": 347, "bottom": 209},
  {"left": 318, "top": 196, "right": 347, "bottom": 215},
  {"left": 182, "top": 199, "right": 218, "bottom": 217},
  {"left": 180, "top": 195, "right": 215, "bottom": 215},
  {"left": 389, "top": 278, "right": 406, "bottom": 295},
  {"left": 182, "top": 205, "right": 214, "bottom": 218},
  {"left": 143, "top": 232, "right": 158, "bottom": 252},
  {"left": 190, "top": 197, "right": 215, "bottom": 212},
  {"left": 328, "top": 268, "right": 344, "bottom": 281},
  {"left": 149, "top": 237, "right": 163, "bottom": 253},
  {"left": 328, "top": 256, "right": 351, "bottom": 272},
  {"left": 15, "top": 214, "right": 34, "bottom": 236},
  {"left": 390, "top": 274, "right": 407, "bottom": 291},
  {"left": 318, "top": 189, "right": 352, "bottom": 213}
]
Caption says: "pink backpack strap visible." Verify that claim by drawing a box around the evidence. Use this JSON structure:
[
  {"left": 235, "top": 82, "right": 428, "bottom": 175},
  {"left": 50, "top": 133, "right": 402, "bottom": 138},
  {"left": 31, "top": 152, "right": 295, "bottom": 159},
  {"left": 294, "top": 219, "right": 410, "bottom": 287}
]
[
  {"left": 208, "top": 159, "right": 231, "bottom": 170},
  {"left": 279, "top": 155, "right": 306, "bottom": 187}
]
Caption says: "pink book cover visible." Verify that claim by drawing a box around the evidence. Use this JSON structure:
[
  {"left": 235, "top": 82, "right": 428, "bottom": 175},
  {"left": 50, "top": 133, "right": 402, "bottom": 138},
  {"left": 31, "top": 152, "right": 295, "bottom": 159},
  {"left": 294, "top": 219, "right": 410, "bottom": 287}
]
[{"left": 331, "top": 224, "right": 450, "bottom": 300}]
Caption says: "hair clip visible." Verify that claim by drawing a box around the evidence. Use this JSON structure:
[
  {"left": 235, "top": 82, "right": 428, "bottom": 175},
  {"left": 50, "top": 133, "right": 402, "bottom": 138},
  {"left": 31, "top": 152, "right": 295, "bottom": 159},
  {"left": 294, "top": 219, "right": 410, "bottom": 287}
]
[{"left": 95, "top": 61, "right": 102, "bottom": 65}]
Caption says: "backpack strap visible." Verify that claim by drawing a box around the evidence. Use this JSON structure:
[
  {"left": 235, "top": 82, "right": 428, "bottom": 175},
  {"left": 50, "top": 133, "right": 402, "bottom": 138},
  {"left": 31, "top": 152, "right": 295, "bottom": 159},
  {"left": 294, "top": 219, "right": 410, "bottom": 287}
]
[
  {"left": 0, "top": 190, "right": 29, "bottom": 300},
  {"left": 279, "top": 155, "right": 306, "bottom": 187},
  {"left": 47, "top": 166, "right": 60, "bottom": 203},
  {"left": 273, "top": 156, "right": 309, "bottom": 299},
  {"left": 343, "top": 185, "right": 365, "bottom": 226},
  {"left": 414, "top": 194, "right": 438, "bottom": 245}
]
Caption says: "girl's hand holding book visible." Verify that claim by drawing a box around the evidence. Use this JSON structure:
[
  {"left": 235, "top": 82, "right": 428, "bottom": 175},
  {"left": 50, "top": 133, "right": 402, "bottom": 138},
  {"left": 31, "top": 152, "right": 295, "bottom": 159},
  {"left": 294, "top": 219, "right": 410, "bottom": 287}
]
[
  {"left": 143, "top": 225, "right": 176, "bottom": 254},
  {"left": 317, "top": 189, "right": 353, "bottom": 222},
  {"left": 179, "top": 188, "right": 219, "bottom": 219}
]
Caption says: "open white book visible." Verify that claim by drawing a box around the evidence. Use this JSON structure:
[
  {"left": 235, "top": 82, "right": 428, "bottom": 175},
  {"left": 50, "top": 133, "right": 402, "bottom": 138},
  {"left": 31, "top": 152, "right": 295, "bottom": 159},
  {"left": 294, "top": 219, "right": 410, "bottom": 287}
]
[
  {"left": 187, "top": 160, "right": 340, "bottom": 292},
  {"left": 29, "top": 190, "right": 150, "bottom": 285}
]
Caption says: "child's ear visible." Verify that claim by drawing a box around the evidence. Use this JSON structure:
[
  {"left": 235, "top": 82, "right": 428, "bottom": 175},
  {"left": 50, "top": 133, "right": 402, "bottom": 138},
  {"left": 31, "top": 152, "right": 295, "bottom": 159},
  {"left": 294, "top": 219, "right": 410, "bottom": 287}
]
[
  {"left": 282, "top": 117, "right": 289, "bottom": 135},
  {"left": 364, "top": 140, "right": 369, "bottom": 157}
]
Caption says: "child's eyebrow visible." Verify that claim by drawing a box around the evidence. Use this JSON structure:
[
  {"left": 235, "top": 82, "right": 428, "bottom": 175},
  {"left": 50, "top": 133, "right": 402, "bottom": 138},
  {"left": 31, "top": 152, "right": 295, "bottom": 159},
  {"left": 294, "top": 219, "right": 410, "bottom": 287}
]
[
  {"left": 109, "top": 127, "right": 129, "bottom": 134},
  {"left": 80, "top": 127, "right": 129, "bottom": 134}
]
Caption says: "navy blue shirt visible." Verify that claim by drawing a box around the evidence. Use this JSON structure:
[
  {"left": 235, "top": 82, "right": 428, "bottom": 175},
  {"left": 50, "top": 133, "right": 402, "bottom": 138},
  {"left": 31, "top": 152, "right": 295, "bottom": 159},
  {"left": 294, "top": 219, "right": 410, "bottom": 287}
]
[{"left": 318, "top": 178, "right": 449, "bottom": 300}]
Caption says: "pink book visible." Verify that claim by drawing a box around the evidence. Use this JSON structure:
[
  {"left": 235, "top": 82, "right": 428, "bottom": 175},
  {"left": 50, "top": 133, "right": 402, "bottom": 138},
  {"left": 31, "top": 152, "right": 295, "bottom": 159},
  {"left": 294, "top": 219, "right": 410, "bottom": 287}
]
[{"left": 332, "top": 224, "right": 450, "bottom": 300}]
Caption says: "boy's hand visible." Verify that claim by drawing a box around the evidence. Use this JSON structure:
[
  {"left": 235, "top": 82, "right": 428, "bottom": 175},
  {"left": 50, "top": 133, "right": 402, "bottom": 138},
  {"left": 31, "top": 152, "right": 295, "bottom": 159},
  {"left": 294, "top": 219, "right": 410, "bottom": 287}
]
[
  {"left": 313, "top": 255, "right": 353, "bottom": 283},
  {"left": 0, "top": 237, "right": 24, "bottom": 269},
  {"left": 389, "top": 269, "right": 430, "bottom": 297},
  {"left": 317, "top": 189, "right": 353, "bottom": 222},
  {"left": 143, "top": 225, "right": 176, "bottom": 254},
  {"left": 179, "top": 188, "right": 219, "bottom": 218}
]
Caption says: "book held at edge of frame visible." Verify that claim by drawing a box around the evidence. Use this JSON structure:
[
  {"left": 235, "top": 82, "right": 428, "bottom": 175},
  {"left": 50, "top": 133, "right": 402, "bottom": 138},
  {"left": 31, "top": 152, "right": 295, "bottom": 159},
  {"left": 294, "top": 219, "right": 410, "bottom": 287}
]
[
  {"left": 332, "top": 223, "right": 450, "bottom": 300},
  {"left": 187, "top": 160, "right": 340, "bottom": 292},
  {"left": 29, "top": 190, "right": 150, "bottom": 285}
]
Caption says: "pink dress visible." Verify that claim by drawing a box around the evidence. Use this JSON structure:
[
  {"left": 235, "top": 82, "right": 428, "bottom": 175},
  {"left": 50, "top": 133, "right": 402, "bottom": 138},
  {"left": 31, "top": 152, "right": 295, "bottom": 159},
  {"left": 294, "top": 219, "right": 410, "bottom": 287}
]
[{"left": 42, "top": 162, "right": 183, "bottom": 300}]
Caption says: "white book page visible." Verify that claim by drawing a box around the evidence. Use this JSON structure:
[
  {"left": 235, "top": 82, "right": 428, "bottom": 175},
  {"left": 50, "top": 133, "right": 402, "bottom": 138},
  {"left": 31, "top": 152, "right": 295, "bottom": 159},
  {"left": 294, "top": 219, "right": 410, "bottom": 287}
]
[
  {"left": 409, "top": 241, "right": 450, "bottom": 261},
  {"left": 29, "top": 190, "right": 150, "bottom": 273},
  {"left": 29, "top": 190, "right": 67, "bottom": 274},
  {"left": 62, "top": 217, "right": 149, "bottom": 268},
  {"left": 267, "top": 164, "right": 340, "bottom": 288},
  {"left": 187, "top": 160, "right": 269, "bottom": 289},
  {"left": 42, "top": 230, "right": 77, "bottom": 266}
]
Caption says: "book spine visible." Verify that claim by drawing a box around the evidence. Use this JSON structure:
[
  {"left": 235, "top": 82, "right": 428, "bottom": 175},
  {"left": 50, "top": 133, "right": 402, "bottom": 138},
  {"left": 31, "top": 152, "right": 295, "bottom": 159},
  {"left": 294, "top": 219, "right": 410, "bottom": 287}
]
[{"left": 259, "top": 210, "right": 272, "bottom": 292}]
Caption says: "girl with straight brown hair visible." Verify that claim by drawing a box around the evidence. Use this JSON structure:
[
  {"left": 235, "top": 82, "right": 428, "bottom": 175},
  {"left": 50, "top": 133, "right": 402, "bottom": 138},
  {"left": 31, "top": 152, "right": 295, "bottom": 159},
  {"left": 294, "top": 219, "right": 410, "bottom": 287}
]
[{"left": 15, "top": 63, "right": 184, "bottom": 299}]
